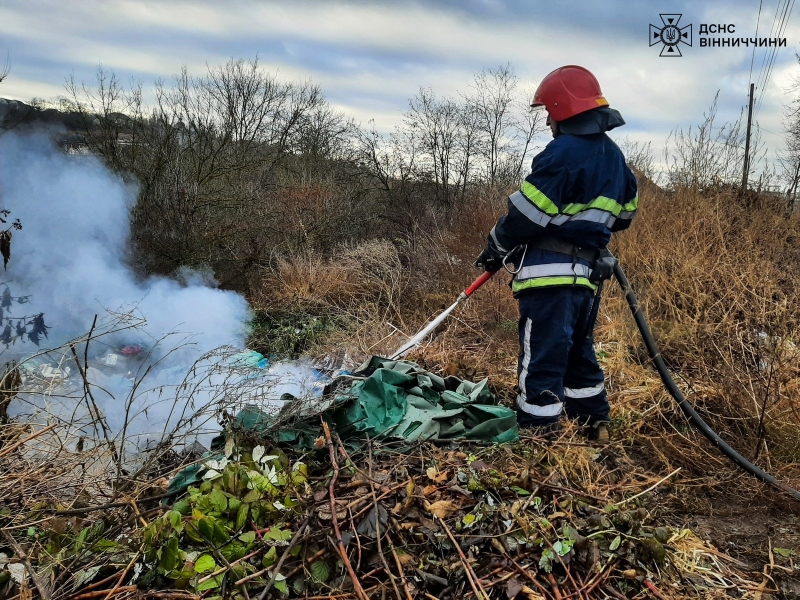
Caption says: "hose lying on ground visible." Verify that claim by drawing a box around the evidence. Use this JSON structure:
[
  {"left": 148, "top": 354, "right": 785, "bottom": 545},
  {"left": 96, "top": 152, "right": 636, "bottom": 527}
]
[{"left": 612, "top": 260, "right": 800, "bottom": 503}]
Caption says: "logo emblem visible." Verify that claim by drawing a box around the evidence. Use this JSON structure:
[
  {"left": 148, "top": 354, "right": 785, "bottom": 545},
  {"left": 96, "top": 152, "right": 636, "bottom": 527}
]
[{"left": 650, "top": 14, "right": 692, "bottom": 56}]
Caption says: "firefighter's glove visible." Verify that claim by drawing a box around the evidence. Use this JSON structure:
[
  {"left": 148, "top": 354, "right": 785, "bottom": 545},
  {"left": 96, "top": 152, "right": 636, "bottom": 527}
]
[{"left": 475, "top": 246, "right": 504, "bottom": 273}]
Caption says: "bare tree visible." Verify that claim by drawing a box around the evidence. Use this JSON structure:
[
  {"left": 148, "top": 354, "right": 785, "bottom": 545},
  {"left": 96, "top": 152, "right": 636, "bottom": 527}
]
[
  {"left": 0, "top": 54, "right": 9, "bottom": 85},
  {"left": 406, "top": 87, "right": 476, "bottom": 206},
  {"left": 779, "top": 55, "right": 800, "bottom": 211},
  {"left": 467, "top": 65, "right": 517, "bottom": 185},
  {"left": 664, "top": 93, "right": 766, "bottom": 191},
  {"left": 67, "top": 59, "right": 369, "bottom": 289}
]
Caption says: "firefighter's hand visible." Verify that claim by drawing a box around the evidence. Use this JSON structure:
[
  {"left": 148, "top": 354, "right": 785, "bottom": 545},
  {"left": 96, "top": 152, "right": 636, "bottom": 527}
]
[{"left": 475, "top": 247, "right": 503, "bottom": 273}]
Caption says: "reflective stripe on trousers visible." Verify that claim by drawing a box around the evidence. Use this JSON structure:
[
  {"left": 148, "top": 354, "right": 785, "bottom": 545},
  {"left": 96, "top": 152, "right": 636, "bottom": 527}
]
[{"left": 515, "top": 286, "right": 609, "bottom": 427}]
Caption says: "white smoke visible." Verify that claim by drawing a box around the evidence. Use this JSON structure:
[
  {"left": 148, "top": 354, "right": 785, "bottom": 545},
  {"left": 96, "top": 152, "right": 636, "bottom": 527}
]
[
  {"left": 0, "top": 130, "right": 325, "bottom": 460},
  {"left": 0, "top": 131, "right": 250, "bottom": 350}
]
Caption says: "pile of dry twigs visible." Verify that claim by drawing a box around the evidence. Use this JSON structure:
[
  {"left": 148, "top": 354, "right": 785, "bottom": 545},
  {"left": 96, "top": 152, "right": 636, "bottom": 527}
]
[{"left": 0, "top": 413, "right": 769, "bottom": 600}]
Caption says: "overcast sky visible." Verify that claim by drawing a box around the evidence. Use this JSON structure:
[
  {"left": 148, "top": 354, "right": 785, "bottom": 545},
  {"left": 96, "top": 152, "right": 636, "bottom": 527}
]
[{"left": 1, "top": 0, "right": 798, "bottom": 178}]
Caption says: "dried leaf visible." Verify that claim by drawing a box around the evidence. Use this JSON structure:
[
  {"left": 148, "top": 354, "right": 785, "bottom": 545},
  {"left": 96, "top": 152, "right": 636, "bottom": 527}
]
[
  {"left": 19, "top": 581, "right": 32, "bottom": 600},
  {"left": 418, "top": 516, "right": 439, "bottom": 531},
  {"left": 395, "top": 551, "right": 415, "bottom": 567},
  {"left": 0, "top": 231, "right": 11, "bottom": 270},
  {"left": 422, "top": 485, "right": 439, "bottom": 497},
  {"left": 622, "top": 569, "right": 638, "bottom": 579},
  {"left": 470, "top": 460, "right": 494, "bottom": 471},
  {"left": 224, "top": 437, "right": 235, "bottom": 458},
  {"left": 505, "top": 576, "right": 524, "bottom": 599},
  {"left": 424, "top": 500, "right": 460, "bottom": 519},
  {"left": 317, "top": 503, "right": 346, "bottom": 520},
  {"left": 520, "top": 585, "right": 545, "bottom": 600},
  {"left": 1, "top": 323, "right": 11, "bottom": 345},
  {"left": 356, "top": 504, "right": 388, "bottom": 538}
]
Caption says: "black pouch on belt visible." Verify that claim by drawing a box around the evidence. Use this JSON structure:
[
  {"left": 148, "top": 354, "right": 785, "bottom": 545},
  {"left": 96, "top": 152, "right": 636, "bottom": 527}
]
[{"left": 589, "top": 249, "right": 618, "bottom": 285}]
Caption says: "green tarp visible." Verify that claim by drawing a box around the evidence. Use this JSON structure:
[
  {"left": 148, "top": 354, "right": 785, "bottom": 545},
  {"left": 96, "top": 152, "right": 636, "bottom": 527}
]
[
  {"left": 320, "top": 356, "right": 518, "bottom": 444},
  {"left": 168, "top": 357, "right": 518, "bottom": 495}
]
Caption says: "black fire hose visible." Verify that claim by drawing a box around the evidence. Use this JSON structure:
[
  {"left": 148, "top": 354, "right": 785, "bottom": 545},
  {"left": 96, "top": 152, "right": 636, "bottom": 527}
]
[{"left": 612, "top": 259, "right": 800, "bottom": 503}]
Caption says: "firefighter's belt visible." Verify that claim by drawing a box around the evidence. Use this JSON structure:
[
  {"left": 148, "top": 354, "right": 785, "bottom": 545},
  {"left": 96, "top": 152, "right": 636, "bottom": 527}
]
[{"left": 528, "top": 236, "right": 602, "bottom": 263}]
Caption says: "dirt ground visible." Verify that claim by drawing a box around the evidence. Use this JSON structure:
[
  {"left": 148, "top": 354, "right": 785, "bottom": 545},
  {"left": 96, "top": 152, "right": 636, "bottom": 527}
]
[{"left": 626, "top": 454, "right": 800, "bottom": 598}]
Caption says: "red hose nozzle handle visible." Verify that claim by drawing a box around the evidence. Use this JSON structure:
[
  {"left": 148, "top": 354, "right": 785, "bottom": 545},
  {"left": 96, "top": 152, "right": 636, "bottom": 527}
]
[{"left": 463, "top": 270, "right": 495, "bottom": 297}]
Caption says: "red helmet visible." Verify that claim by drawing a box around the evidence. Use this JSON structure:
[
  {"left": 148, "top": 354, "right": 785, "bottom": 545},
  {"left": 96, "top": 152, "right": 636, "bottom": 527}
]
[{"left": 531, "top": 65, "right": 609, "bottom": 122}]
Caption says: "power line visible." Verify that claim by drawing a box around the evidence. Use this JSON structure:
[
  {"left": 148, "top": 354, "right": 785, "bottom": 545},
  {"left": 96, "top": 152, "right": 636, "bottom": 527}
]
[
  {"left": 749, "top": 0, "right": 765, "bottom": 86},
  {"left": 755, "top": 0, "right": 795, "bottom": 117},
  {"left": 753, "top": 0, "right": 786, "bottom": 96}
]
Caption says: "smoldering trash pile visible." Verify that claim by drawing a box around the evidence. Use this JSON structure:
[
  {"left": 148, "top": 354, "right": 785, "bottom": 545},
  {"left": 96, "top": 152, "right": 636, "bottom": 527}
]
[{"left": 0, "top": 356, "right": 767, "bottom": 600}]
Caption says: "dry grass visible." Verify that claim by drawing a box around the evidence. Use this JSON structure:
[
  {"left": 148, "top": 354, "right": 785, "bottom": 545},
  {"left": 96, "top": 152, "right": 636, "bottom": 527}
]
[{"left": 252, "top": 180, "right": 800, "bottom": 508}]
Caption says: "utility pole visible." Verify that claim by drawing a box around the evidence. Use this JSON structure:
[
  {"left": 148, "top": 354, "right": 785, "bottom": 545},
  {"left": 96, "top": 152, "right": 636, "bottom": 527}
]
[{"left": 742, "top": 83, "right": 755, "bottom": 194}]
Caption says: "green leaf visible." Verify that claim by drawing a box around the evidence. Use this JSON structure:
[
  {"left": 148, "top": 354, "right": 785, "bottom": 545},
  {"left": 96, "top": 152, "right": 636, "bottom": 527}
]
[
  {"left": 184, "top": 520, "right": 204, "bottom": 543},
  {"left": 173, "top": 499, "right": 191, "bottom": 515},
  {"left": 194, "top": 554, "right": 216, "bottom": 574},
  {"left": 539, "top": 548, "right": 554, "bottom": 573},
  {"left": 208, "top": 489, "right": 228, "bottom": 513},
  {"left": 75, "top": 526, "right": 89, "bottom": 552},
  {"left": 158, "top": 536, "right": 181, "bottom": 573},
  {"left": 195, "top": 575, "right": 223, "bottom": 592},
  {"left": 243, "top": 489, "right": 261, "bottom": 504},
  {"left": 213, "top": 521, "right": 229, "bottom": 545},
  {"left": 265, "top": 528, "right": 292, "bottom": 543},
  {"left": 292, "top": 577, "right": 306, "bottom": 594},
  {"left": 609, "top": 535, "right": 621, "bottom": 551},
  {"left": 262, "top": 546, "right": 278, "bottom": 568},
  {"left": 221, "top": 541, "right": 247, "bottom": 563},
  {"left": 274, "top": 580, "right": 288, "bottom": 595},
  {"left": 168, "top": 510, "right": 184, "bottom": 531},
  {"left": 291, "top": 462, "right": 308, "bottom": 485},
  {"left": 238, "top": 531, "right": 256, "bottom": 544},
  {"left": 462, "top": 513, "right": 477, "bottom": 527},
  {"left": 235, "top": 503, "right": 250, "bottom": 531},
  {"left": 553, "top": 539, "right": 574, "bottom": 556},
  {"left": 774, "top": 547, "right": 796, "bottom": 557},
  {"left": 510, "top": 486, "right": 531, "bottom": 496},
  {"left": 197, "top": 516, "right": 217, "bottom": 542},
  {"left": 94, "top": 539, "right": 120, "bottom": 551},
  {"left": 310, "top": 560, "right": 330, "bottom": 583}
]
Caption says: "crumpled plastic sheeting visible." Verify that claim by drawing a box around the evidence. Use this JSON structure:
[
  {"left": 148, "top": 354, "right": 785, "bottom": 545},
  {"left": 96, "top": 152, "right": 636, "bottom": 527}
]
[{"left": 168, "top": 356, "right": 518, "bottom": 495}]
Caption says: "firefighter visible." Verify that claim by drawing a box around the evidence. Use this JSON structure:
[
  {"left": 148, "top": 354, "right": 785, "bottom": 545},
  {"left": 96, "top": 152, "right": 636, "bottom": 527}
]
[{"left": 476, "top": 65, "right": 638, "bottom": 442}]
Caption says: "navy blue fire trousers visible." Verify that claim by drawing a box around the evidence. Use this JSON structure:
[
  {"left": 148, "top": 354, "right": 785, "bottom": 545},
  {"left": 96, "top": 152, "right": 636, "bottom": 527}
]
[{"left": 515, "top": 286, "right": 609, "bottom": 428}]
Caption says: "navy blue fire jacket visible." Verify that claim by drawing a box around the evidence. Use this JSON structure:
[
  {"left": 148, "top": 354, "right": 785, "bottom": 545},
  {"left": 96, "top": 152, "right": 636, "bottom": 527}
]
[{"left": 488, "top": 132, "right": 638, "bottom": 294}]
